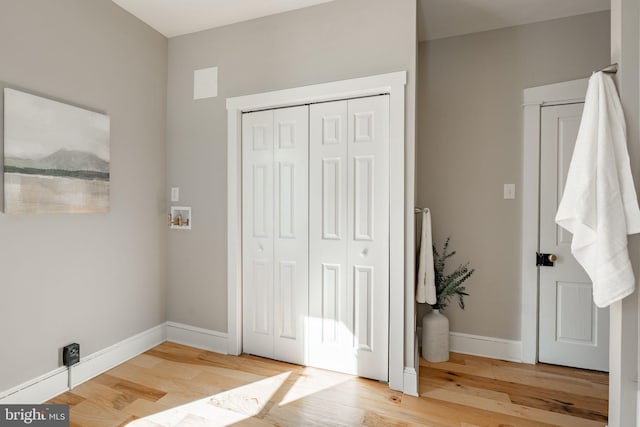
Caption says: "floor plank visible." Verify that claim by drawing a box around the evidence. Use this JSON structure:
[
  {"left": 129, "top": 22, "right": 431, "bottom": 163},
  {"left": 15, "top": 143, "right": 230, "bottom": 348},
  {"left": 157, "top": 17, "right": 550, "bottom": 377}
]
[
  {"left": 420, "top": 366, "right": 607, "bottom": 422},
  {"left": 46, "top": 343, "right": 608, "bottom": 426}
]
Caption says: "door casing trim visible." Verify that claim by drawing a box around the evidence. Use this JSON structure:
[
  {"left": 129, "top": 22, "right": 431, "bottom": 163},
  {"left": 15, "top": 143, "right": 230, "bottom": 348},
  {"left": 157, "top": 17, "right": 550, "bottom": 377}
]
[{"left": 226, "top": 71, "right": 408, "bottom": 392}]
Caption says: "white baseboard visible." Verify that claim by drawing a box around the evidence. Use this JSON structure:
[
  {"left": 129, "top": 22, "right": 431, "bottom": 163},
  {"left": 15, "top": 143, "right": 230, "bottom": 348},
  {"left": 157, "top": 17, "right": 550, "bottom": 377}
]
[
  {"left": 410, "top": 333, "right": 420, "bottom": 396},
  {"left": 6, "top": 320, "right": 485, "bottom": 404},
  {"left": 417, "top": 327, "right": 523, "bottom": 363},
  {"left": 166, "top": 321, "right": 228, "bottom": 354},
  {"left": 0, "top": 367, "right": 68, "bottom": 404},
  {"left": 70, "top": 324, "right": 167, "bottom": 388},
  {"left": 0, "top": 323, "right": 167, "bottom": 404},
  {"left": 403, "top": 367, "right": 419, "bottom": 396},
  {"left": 449, "top": 332, "right": 522, "bottom": 363}
]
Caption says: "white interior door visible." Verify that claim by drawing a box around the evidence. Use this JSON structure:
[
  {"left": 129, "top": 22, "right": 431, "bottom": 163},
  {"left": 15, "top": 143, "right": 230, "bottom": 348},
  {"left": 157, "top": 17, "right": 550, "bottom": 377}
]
[
  {"left": 308, "top": 95, "right": 390, "bottom": 381},
  {"left": 273, "top": 106, "right": 308, "bottom": 364},
  {"left": 242, "top": 109, "right": 274, "bottom": 359},
  {"left": 308, "top": 100, "right": 349, "bottom": 373},
  {"left": 539, "top": 103, "right": 609, "bottom": 372},
  {"left": 242, "top": 105, "right": 308, "bottom": 365}
]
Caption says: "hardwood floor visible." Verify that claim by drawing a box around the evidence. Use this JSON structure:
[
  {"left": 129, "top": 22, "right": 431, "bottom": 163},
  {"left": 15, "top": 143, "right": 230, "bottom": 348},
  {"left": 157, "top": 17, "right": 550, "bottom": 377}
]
[{"left": 47, "top": 342, "right": 608, "bottom": 426}]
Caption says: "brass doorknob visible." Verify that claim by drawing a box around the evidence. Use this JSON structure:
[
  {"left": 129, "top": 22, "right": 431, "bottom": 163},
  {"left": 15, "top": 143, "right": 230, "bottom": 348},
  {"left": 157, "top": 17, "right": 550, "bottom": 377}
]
[{"left": 548, "top": 254, "right": 558, "bottom": 263}]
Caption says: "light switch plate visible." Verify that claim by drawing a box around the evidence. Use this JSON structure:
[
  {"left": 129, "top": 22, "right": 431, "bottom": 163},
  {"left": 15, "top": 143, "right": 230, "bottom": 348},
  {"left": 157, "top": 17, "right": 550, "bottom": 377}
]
[
  {"left": 171, "top": 187, "right": 180, "bottom": 202},
  {"left": 504, "top": 184, "right": 515, "bottom": 200}
]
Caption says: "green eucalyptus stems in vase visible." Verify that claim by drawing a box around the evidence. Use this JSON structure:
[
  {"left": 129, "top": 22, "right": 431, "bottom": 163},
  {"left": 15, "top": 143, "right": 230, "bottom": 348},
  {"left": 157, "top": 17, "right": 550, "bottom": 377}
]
[{"left": 432, "top": 237, "right": 475, "bottom": 311}]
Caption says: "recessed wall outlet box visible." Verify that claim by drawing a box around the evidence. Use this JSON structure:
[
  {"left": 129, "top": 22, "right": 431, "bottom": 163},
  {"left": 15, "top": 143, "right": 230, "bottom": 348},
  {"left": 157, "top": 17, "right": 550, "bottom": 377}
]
[
  {"left": 170, "top": 206, "right": 192, "bottom": 230},
  {"left": 63, "top": 343, "right": 80, "bottom": 367}
]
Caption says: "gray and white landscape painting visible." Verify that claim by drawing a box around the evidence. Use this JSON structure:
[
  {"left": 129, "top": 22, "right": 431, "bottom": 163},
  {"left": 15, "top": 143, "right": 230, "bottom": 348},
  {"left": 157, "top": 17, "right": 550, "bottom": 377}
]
[{"left": 3, "top": 88, "right": 110, "bottom": 214}]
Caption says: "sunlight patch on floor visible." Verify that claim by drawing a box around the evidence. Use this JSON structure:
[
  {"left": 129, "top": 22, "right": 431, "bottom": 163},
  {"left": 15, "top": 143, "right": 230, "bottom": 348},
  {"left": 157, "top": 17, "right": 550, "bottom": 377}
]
[
  {"left": 125, "top": 367, "right": 353, "bottom": 426},
  {"left": 127, "top": 372, "right": 291, "bottom": 426},
  {"left": 278, "top": 366, "right": 353, "bottom": 406}
]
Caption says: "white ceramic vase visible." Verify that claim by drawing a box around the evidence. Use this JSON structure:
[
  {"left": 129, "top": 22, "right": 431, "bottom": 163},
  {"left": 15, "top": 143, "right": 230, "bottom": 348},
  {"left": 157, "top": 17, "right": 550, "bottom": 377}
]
[{"left": 422, "top": 309, "right": 450, "bottom": 362}]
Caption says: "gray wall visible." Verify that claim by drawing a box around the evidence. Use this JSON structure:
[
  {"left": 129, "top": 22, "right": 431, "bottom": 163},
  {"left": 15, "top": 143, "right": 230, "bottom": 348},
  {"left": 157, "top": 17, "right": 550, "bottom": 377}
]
[
  {"left": 416, "top": 12, "right": 610, "bottom": 340},
  {"left": 0, "top": 0, "right": 167, "bottom": 391},
  {"left": 167, "top": 0, "right": 417, "bottom": 332}
]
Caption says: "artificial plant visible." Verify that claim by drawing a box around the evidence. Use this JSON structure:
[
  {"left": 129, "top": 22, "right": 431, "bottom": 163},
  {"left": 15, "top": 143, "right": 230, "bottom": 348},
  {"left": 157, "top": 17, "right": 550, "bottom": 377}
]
[{"left": 432, "top": 237, "right": 475, "bottom": 310}]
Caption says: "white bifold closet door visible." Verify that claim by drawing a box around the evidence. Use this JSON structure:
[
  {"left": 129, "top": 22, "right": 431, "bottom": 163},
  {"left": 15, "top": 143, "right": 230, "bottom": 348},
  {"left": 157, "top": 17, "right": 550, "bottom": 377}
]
[
  {"left": 308, "top": 95, "right": 390, "bottom": 381},
  {"left": 242, "top": 105, "right": 309, "bottom": 365},
  {"left": 241, "top": 95, "right": 389, "bottom": 381}
]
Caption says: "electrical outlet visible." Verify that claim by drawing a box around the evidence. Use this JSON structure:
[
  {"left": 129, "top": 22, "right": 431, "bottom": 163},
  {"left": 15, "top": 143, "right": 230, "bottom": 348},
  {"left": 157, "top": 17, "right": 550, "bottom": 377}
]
[
  {"left": 63, "top": 343, "right": 80, "bottom": 367},
  {"left": 171, "top": 187, "right": 180, "bottom": 202}
]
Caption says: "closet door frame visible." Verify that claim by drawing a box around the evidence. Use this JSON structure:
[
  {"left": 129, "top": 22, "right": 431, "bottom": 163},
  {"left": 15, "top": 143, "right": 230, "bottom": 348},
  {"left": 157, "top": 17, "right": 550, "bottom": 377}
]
[{"left": 227, "top": 71, "right": 408, "bottom": 393}]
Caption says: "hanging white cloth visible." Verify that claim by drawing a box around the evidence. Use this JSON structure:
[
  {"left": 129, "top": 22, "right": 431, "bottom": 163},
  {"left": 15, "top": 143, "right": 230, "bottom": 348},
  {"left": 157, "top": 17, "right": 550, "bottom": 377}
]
[
  {"left": 416, "top": 209, "right": 437, "bottom": 305},
  {"left": 555, "top": 71, "right": 640, "bottom": 308}
]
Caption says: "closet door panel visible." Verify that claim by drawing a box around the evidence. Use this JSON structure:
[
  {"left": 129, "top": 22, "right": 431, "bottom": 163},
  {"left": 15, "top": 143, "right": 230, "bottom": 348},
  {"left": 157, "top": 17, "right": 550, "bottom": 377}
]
[
  {"left": 242, "top": 110, "right": 275, "bottom": 358},
  {"left": 347, "top": 95, "right": 389, "bottom": 381},
  {"left": 309, "top": 100, "right": 352, "bottom": 373},
  {"left": 273, "top": 105, "right": 308, "bottom": 364},
  {"left": 309, "top": 95, "right": 389, "bottom": 381}
]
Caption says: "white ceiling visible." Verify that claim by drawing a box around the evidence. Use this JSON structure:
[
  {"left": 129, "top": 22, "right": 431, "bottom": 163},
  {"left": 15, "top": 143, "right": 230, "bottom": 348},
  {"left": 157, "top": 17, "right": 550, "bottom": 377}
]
[
  {"left": 418, "top": 0, "right": 610, "bottom": 41},
  {"left": 112, "top": 0, "right": 611, "bottom": 41},
  {"left": 111, "top": 0, "right": 336, "bottom": 38}
]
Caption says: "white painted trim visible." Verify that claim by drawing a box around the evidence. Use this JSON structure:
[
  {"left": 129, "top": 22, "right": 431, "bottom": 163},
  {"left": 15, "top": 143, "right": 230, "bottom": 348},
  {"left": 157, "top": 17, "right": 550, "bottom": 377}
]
[
  {"left": 227, "top": 107, "right": 242, "bottom": 357},
  {"left": 69, "top": 324, "right": 166, "bottom": 388},
  {"left": 449, "top": 332, "right": 523, "bottom": 363},
  {"left": 0, "top": 367, "right": 68, "bottom": 404},
  {"left": 0, "top": 323, "right": 166, "bottom": 404},
  {"left": 523, "top": 78, "right": 589, "bottom": 105},
  {"left": 388, "top": 80, "right": 406, "bottom": 393},
  {"left": 417, "top": 327, "right": 523, "bottom": 364},
  {"left": 521, "top": 102, "right": 541, "bottom": 365},
  {"left": 402, "top": 368, "right": 418, "bottom": 397},
  {"left": 520, "top": 78, "right": 588, "bottom": 365},
  {"left": 226, "top": 72, "right": 407, "bottom": 111},
  {"left": 226, "top": 71, "right": 408, "bottom": 393},
  {"left": 412, "top": 334, "right": 420, "bottom": 396},
  {"left": 166, "top": 321, "right": 228, "bottom": 354}
]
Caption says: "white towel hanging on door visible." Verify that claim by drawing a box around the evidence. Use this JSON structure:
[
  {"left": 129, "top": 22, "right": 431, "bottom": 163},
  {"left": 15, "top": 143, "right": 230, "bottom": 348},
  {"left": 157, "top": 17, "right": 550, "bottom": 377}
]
[
  {"left": 555, "top": 71, "right": 640, "bottom": 308},
  {"left": 416, "top": 209, "right": 437, "bottom": 305}
]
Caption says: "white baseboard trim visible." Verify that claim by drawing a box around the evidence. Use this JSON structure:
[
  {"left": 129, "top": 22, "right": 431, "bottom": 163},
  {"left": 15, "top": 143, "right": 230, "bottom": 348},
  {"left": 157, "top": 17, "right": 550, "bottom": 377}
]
[
  {"left": 403, "top": 367, "right": 419, "bottom": 397},
  {"left": 3, "top": 320, "right": 444, "bottom": 404},
  {"left": 0, "top": 367, "right": 68, "bottom": 404},
  {"left": 166, "top": 321, "right": 228, "bottom": 354},
  {"left": 70, "top": 324, "right": 167, "bottom": 388},
  {"left": 449, "top": 332, "right": 522, "bottom": 363},
  {"left": 0, "top": 323, "right": 167, "bottom": 404}
]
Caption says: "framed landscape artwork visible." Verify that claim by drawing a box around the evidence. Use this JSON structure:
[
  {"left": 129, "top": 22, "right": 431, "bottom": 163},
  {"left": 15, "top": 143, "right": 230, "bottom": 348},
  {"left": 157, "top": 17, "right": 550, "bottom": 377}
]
[{"left": 3, "top": 88, "right": 110, "bottom": 214}]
